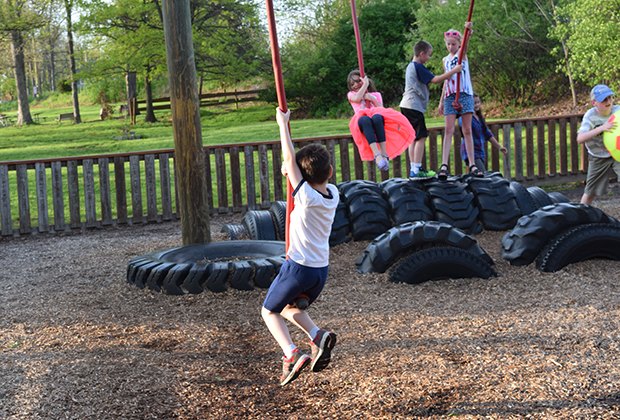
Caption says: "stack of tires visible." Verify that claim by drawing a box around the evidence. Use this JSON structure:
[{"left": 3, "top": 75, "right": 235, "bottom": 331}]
[{"left": 222, "top": 175, "right": 571, "bottom": 247}]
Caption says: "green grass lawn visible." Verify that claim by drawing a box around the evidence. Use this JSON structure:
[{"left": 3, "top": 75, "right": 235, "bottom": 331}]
[{"left": 0, "top": 101, "right": 444, "bottom": 162}]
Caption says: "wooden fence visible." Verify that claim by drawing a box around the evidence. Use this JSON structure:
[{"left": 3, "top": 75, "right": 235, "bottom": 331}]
[
  {"left": 136, "top": 89, "right": 265, "bottom": 112},
  {"left": 0, "top": 113, "right": 589, "bottom": 237}
]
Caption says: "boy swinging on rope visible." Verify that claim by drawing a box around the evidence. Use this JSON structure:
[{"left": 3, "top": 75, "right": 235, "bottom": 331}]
[{"left": 261, "top": 108, "right": 339, "bottom": 386}]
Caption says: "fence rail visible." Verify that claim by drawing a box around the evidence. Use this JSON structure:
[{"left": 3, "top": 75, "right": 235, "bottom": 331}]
[
  {"left": 0, "top": 114, "right": 589, "bottom": 237},
  {"left": 136, "top": 89, "right": 265, "bottom": 112}
]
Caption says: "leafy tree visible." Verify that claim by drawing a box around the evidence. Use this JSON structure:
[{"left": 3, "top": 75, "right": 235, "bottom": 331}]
[
  {"left": 78, "top": 0, "right": 268, "bottom": 122},
  {"left": 416, "top": 0, "right": 563, "bottom": 105},
  {"left": 281, "top": 0, "right": 417, "bottom": 115},
  {"left": 191, "top": 0, "right": 269, "bottom": 89},
  {"left": 78, "top": 0, "right": 167, "bottom": 122},
  {"left": 0, "top": 0, "right": 46, "bottom": 124},
  {"left": 550, "top": 0, "right": 620, "bottom": 92}
]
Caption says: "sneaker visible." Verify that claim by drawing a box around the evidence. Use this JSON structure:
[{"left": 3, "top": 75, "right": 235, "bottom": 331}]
[
  {"left": 310, "top": 329, "right": 337, "bottom": 372},
  {"left": 280, "top": 349, "right": 311, "bottom": 386},
  {"left": 409, "top": 168, "right": 436, "bottom": 179},
  {"left": 375, "top": 155, "right": 389, "bottom": 172}
]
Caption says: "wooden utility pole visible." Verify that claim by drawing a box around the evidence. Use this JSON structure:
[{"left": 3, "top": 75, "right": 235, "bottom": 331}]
[{"left": 162, "top": 0, "right": 211, "bottom": 244}]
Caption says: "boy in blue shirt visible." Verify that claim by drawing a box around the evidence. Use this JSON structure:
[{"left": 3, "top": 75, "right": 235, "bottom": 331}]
[{"left": 400, "top": 40, "right": 462, "bottom": 178}]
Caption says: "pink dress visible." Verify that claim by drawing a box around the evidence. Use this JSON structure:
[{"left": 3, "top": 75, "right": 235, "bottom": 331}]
[{"left": 347, "top": 91, "right": 415, "bottom": 161}]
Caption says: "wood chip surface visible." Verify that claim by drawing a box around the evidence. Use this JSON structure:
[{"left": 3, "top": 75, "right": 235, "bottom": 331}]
[{"left": 1, "top": 191, "right": 620, "bottom": 419}]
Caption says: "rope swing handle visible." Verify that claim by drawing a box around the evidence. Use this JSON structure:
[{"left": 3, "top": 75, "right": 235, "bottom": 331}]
[
  {"left": 265, "top": 0, "right": 293, "bottom": 252},
  {"left": 453, "top": 0, "right": 475, "bottom": 112}
]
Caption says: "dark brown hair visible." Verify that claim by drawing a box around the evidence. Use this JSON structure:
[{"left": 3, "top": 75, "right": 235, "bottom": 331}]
[
  {"left": 414, "top": 40, "right": 432, "bottom": 57},
  {"left": 295, "top": 143, "right": 331, "bottom": 185},
  {"left": 346, "top": 69, "right": 376, "bottom": 92},
  {"left": 474, "top": 94, "right": 489, "bottom": 132}
]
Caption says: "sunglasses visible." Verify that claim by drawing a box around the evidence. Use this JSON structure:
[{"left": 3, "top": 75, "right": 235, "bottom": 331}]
[{"left": 444, "top": 31, "right": 461, "bottom": 38}]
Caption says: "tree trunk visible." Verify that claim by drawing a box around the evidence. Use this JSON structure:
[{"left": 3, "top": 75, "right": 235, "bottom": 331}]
[
  {"left": 65, "top": 0, "right": 81, "bottom": 123},
  {"left": 561, "top": 40, "right": 577, "bottom": 108},
  {"left": 162, "top": 0, "right": 211, "bottom": 245},
  {"left": 144, "top": 72, "right": 157, "bottom": 123},
  {"left": 48, "top": 27, "right": 57, "bottom": 92},
  {"left": 11, "top": 30, "right": 33, "bottom": 126},
  {"left": 125, "top": 70, "right": 137, "bottom": 121}
]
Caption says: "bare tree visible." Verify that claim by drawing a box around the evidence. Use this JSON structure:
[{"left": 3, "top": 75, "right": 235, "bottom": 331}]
[{"left": 535, "top": 0, "right": 577, "bottom": 107}]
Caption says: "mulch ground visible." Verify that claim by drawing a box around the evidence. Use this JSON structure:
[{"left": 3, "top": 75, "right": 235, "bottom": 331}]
[{"left": 2, "top": 189, "right": 620, "bottom": 419}]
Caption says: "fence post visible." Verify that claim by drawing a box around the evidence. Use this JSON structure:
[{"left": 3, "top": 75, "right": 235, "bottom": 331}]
[
  {"left": 35, "top": 162, "right": 49, "bottom": 233},
  {"left": 51, "top": 161, "right": 65, "bottom": 231},
  {"left": 502, "top": 124, "right": 512, "bottom": 178},
  {"left": 0, "top": 164, "right": 13, "bottom": 236}
]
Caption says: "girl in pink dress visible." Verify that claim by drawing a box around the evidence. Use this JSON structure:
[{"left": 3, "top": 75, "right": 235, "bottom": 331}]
[{"left": 347, "top": 70, "right": 414, "bottom": 172}]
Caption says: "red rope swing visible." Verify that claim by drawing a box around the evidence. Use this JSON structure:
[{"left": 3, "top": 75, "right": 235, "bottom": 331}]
[
  {"left": 350, "top": 0, "right": 365, "bottom": 77},
  {"left": 265, "top": 0, "right": 293, "bottom": 252},
  {"left": 452, "top": 0, "right": 475, "bottom": 113}
]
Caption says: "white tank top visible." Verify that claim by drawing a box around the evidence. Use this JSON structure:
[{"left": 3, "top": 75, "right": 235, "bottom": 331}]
[{"left": 443, "top": 54, "right": 473, "bottom": 97}]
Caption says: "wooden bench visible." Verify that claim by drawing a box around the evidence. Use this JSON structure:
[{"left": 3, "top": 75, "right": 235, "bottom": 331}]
[
  {"left": 0, "top": 114, "right": 11, "bottom": 127},
  {"left": 58, "top": 113, "right": 74, "bottom": 123}
]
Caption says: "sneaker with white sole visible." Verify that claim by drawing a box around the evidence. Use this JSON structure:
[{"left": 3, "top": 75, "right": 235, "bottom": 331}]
[
  {"left": 280, "top": 349, "right": 311, "bottom": 386},
  {"left": 409, "top": 168, "right": 436, "bottom": 179},
  {"left": 310, "top": 329, "right": 337, "bottom": 372}
]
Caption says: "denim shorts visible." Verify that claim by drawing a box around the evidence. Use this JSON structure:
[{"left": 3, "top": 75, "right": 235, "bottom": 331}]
[
  {"left": 262, "top": 259, "right": 328, "bottom": 313},
  {"left": 444, "top": 93, "right": 474, "bottom": 115}
]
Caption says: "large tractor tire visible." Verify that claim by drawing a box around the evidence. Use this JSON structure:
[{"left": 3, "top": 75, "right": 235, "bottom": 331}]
[
  {"left": 426, "top": 179, "right": 482, "bottom": 234},
  {"left": 356, "top": 221, "right": 493, "bottom": 274},
  {"left": 127, "top": 241, "right": 286, "bottom": 294},
  {"left": 381, "top": 178, "right": 433, "bottom": 226},
  {"left": 527, "top": 186, "right": 554, "bottom": 209},
  {"left": 269, "top": 201, "right": 287, "bottom": 241},
  {"left": 509, "top": 181, "right": 538, "bottom": 216},
  {"left": 243, "top": 210, "right": 277, "bottom": 240},
  {"left": 465, "top": 176, "right": 521, "bottom": 231},
  {"left": 536, "top": 223, "right": 620, "bottom": 272},
  {"left": 220, "top": 223, "right": 249, "bottom": 240},
  {"left": 389, "top": 246, "right": 497, "bottom": 285},
  {"left": 340, "top": 180, "right": 391, "bottom": 241},
  {"left": 501, "top": 203, "right": 619, "bottom": 266},
  {"left": 329, "top": 200, "right": 351, "bottom": 246}
]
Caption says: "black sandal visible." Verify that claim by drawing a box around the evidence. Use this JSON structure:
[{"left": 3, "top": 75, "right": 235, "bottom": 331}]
[
  {"left": 437, "top": 163, "right": 449, "bottom": 180},
  {"left": 469, "top": 164, "right": 484, "bottom": 178}
]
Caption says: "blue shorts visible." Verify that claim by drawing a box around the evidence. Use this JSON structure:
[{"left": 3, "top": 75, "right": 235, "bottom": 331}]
[
  {"left": 444, "top": 93, "right": 474, "bottom": 115},
  {"left": 262, "top": 259, "right": 328, "bottom": 313}
]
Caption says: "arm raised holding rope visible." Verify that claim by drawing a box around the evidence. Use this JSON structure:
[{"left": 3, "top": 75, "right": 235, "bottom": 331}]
[
  {"left": 438, "top": 18, "right": 482, "bottom": 181},
  {"left": 276, "top": 109, "right": 303, "bottom": 189}
]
